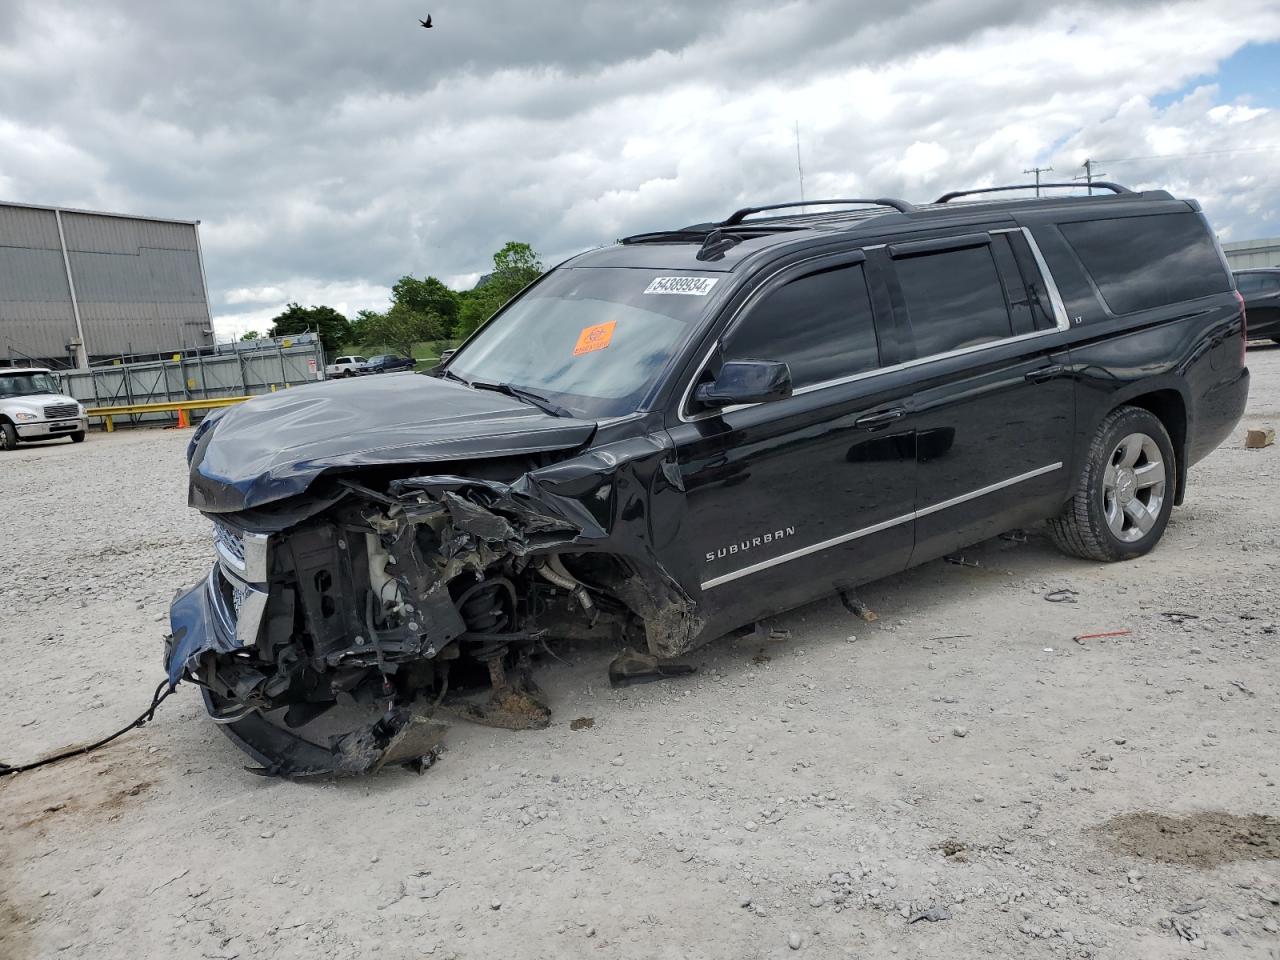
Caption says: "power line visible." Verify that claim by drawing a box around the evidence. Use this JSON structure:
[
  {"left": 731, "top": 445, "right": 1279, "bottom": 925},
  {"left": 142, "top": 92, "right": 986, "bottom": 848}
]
[
  {"left": 1022, "top": 165, "right": 1054, "bottom": 196},
  {"left": 1095, "top": 145, "right": 1280, "bottom": 165},
  {"left": 1073, "top": 158, "right": 1106, "bottom": 195}
]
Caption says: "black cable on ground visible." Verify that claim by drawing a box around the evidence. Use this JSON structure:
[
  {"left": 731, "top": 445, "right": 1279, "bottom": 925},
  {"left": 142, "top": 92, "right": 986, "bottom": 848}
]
[{"left": 0, "top": 679, "right": 176, "bottom": 778}]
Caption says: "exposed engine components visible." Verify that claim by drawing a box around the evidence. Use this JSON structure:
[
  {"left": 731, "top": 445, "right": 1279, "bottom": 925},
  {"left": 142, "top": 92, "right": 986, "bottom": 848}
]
[{"left": 535, "top": 554, "right": 597, "bottom": 624}]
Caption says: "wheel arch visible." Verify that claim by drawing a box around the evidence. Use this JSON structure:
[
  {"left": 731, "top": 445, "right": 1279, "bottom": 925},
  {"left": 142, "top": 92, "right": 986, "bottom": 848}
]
[{"left": 1108, "top": 387, "right": 1188, "bottom": 505}]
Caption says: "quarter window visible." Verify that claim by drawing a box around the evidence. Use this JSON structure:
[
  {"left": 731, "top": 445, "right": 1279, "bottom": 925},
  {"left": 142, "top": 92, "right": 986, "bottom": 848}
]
[
  {"left": 1060, "top": 213, "right": 1232, "bottom": 315},
  {"left": 894, "top": 245, "right": 1014, "bottom": 357},
  {"left": 723, "top": 262, "right": 879, "bottom": 389}
]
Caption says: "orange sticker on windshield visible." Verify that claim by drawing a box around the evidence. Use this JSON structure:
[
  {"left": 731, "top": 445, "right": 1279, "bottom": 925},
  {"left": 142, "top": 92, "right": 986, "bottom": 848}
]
[{"left": 573, "top": 320, "right": 616, "bottom": 356}]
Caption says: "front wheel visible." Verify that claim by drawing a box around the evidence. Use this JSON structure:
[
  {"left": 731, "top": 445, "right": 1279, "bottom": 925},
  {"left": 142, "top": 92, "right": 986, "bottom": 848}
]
[
  {"left": 70, "top": 430, "right": 85, "bottom": 443},
  {"left": 1048, "top": 406, "right": 1175, "bottom": 562},
  {"left": 0, "top": 422, "right": 16, "bottom": 451}
]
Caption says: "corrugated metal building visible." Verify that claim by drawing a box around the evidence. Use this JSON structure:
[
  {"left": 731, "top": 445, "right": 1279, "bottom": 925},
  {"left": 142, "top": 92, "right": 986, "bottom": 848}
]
[
  {"left": 1223, "top": 236, "right": 1280, "bottom": 271},
  {"left": 0, "top": 201, "right": 214, "bottom": 367}
]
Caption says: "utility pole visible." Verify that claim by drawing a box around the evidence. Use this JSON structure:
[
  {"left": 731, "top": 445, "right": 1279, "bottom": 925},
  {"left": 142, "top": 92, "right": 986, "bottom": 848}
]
[
  {"left": 794, "top": 120, "right": 806, "bottom": 208},
  {"left": 1022, "top": 165, "right": 1054, "bottom": 197},
  {"left": 1074, "top": 158, "right": 1106, "bottom": 195}
]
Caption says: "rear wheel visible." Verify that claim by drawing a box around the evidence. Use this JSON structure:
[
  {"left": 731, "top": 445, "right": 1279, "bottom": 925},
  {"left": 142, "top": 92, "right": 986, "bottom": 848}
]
[{"left": 1048, "top": 406, "right": 1175, "bottom": 562}]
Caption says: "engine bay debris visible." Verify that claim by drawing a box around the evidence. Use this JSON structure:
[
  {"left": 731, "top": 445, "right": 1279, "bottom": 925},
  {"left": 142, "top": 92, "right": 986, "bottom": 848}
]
[{"left": 168, "top": 421, "right": 705, "bottom": 777}]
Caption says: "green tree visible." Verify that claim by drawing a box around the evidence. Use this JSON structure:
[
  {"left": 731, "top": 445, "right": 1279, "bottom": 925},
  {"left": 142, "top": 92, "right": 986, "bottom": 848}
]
[
  {"left": 456, "top": 241, "right": 544, "bottom": 336},
  {"left": 391, "top": 276, "right": 460, "bottom": 336},
  {"left": 359, "top": 303, "right": 443, "bottom": 358},
  {"left": 349, "top": 309, "right": 380, "bottom": 347},
  {"left": 268, "top": 303, "right": 352, "bottom": 357},
  {"left": 240, "top": 330, "right": 260, "bottom": 341}
]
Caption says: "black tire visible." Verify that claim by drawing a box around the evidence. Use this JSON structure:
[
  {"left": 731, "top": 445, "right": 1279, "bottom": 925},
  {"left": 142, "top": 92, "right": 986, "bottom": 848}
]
[
  {"left": 0, "top": 421, "right": 16, "bottom": 451},
  {"left": 1048, "top": 406, "right": 1176, "bottom": 562},
  {"left": 70, "top": 431, "right": 85, "bottom": 443}
]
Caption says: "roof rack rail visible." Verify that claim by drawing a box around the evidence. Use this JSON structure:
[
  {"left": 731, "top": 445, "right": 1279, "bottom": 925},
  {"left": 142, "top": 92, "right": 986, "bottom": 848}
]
[
  {"left": 935, "top": 182, "right": 1132, "bottom": 203},
  {"left": 721, "top": 197, "right": 917, "bottom": 226}
]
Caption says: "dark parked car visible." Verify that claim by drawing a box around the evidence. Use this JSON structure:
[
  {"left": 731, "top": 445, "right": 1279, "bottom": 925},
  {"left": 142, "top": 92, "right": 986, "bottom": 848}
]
[
  {"left": 168, "top": 182, "right": 1248, "bottom": 775},
  {"left": 1235, "top": 268, "right": 1280, "bottom": 343},
  {"left": 363, "top": 354, "right": 417, "bottom": 374}
]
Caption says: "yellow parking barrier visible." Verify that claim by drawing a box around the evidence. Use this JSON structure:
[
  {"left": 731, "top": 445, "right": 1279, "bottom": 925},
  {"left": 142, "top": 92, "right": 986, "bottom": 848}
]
[{"left": 85, "top": 396, "right": 253, "bottom": 433}]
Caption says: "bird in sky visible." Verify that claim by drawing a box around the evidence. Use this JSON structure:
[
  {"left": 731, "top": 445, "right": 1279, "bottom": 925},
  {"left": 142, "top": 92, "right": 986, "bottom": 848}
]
[{"left": 419, "top": 15, "right": 433, "bottom": 28}]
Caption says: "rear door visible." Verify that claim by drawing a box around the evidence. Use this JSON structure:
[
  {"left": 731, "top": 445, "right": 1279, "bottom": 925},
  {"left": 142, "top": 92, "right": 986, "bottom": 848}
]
[
  {"left": 880, "top": 228, "right": 1076, "bottom": 563},
  {"left": 667, "top": 248, "right": 916, "bottom": 636}
]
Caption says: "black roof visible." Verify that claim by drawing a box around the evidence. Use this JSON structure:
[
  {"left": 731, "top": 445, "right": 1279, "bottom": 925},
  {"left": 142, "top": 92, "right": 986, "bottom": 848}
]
[{"left": 566, "top": 181, "right": 1179, "bottom": 272}]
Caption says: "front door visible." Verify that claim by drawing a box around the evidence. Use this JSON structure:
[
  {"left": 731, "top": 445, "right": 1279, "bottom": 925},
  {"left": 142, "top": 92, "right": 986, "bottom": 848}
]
[{"left": 666, "top": 250, "right": 917, "bottom": 638}]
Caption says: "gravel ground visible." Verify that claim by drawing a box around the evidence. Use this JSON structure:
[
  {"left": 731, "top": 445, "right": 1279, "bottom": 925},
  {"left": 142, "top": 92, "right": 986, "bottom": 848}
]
[{"left": 2, "top": 350, "right": 1279, "bottom": 960}]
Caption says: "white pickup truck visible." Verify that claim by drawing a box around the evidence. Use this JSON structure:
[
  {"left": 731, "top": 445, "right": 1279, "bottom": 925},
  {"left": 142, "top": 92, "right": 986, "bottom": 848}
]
[
  {"left": 0, "top": 367, "right": 88, "bottom": 450},
  {"left": 324, "top": 355, "right": 368, "bottom": 378}
]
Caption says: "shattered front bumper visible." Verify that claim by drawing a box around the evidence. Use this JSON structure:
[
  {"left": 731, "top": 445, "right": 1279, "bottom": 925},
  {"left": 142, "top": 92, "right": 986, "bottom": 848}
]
[
  {"left": 165, "top": 571, "right": 444, "bottom": 777},
  {"left": 165, "top": 563, "right": 268, "bottom": 687}
]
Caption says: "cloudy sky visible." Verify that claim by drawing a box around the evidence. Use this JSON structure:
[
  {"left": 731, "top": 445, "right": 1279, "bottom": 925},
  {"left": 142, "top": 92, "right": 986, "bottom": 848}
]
[{"left": 2, "top": 1, "right": 1279, "bottom": 338}]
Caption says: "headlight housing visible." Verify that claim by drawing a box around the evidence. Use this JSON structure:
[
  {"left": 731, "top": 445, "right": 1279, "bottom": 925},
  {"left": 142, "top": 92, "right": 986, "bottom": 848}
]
[{"left": 13, "top": 412, "right": 37, "bottom": 422}]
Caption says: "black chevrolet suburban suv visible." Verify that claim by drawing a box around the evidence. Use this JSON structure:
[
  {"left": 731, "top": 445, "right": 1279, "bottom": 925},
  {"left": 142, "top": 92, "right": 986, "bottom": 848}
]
[{"left": 169, "top": 182, "right": 1249, "bottom": 775}]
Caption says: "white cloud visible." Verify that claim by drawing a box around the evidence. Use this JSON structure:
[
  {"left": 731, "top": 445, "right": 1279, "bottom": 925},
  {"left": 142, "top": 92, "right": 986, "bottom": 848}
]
[
  {"left": 1, "top": 0, "right": 1279, "bottom": 316},
  {"left": 211, "top": 279, "right": 395, "bottom": 339}
]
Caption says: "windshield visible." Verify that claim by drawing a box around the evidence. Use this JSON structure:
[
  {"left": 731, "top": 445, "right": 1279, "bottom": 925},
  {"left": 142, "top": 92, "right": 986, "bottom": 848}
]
[
  {"left": 0, "top": 372, "right": 61, "bottom": 398},
  {"left": 446, "top": 267, "right": 723, "bottom": 417}
]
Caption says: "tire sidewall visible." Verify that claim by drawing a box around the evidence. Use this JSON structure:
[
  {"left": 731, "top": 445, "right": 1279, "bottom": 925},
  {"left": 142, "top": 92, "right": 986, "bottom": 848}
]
[{"left": 1087, "top": 408, "right": 1176, "bottom": 560}]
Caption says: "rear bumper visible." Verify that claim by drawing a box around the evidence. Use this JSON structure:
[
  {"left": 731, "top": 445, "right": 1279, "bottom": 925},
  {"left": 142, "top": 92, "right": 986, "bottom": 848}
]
[
  {"left": 1188, "top": 367, "right": 1251, "bottom": 467},
  {"left": 16, "top": 417, "right": 86, "bottom": 438}
]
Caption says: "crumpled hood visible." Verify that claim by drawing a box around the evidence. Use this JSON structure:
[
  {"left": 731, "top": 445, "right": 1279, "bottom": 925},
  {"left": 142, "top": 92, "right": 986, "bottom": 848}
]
[{"left": 188, "top": 374, "right": 597, "bottom": 512}]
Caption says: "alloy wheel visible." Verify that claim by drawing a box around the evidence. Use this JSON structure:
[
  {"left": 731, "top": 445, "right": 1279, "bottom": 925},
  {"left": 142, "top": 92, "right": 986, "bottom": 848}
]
[{"left": 1102, "top": 432, "right": 1166, "bottom": 542}]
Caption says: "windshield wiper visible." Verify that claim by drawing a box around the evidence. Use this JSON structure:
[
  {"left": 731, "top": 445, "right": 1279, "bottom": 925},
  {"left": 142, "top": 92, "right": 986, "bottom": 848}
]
[
  {"left": 468, "top": 380, "right": 573, "bottom": 418},
  {"left": 439, "top": 368, "right": 468, "bottom": 385}
]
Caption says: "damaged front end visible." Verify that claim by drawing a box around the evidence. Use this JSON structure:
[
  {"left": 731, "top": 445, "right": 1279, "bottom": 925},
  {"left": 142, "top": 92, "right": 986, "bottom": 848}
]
[{"left": 167, "top": 448, "right": 702, "bottom": 777}]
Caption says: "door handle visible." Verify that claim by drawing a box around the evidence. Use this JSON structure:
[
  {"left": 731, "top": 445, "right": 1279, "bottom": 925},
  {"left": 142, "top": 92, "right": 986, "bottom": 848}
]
[
  {"left": 854, "top": 407, "right": 907, "bottom": 430},
  {"left": 1025, "top": 364, "right": 1067, "bottom": 384}
]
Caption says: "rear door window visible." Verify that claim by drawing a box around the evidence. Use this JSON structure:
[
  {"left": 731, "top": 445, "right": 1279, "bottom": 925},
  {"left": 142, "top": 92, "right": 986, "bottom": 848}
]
[
  {"left": 723, "top": 261, "right": 880, "bottom": 389},
  {"left": 1060, "top": 212, "right": 1232, "bottom": 314},
  {"left": 892, "top": 243, "right": 1014, "bottom": 357}
]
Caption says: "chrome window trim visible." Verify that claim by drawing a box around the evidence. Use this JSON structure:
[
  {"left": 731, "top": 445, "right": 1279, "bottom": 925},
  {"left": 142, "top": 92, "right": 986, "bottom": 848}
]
[
  {"left": 700, "top": 461, "right": 1062, "bottom": 590},
  {"left": 993, "top": 226, "right": 1071, "bottom": 331},
  {"left": 678, "top": 228, "right": 1070, "bottom": 423}
]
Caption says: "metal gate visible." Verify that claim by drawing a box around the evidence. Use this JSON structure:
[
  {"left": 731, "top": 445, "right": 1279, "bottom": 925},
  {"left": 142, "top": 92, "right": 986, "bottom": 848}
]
[{"left": 57, "top": 341, "right": 325, "bottom": 423}]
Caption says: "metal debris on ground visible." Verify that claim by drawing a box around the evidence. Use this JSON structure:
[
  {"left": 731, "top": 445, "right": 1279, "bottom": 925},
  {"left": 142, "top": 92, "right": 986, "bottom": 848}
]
[
  {"left": 1073, "top": 629, "right": 1132, "bottom": 643},
  {"left": 908, "top": 905, "right": 952, "bottom": 923},
  {"left": 1229, "top": 680, "right": 1255, "bottom": 697},
  {"left": 569, "top": 716, "right": 595, "bottom": 731},
  {"left": 999, "top": 529, "right": 1029, "bottom": 543},
  {"left": 1045, "top": 589, "right": 1079, "bottom": 603},
  {"left": 943, "top": 554, "right": 980, "bottom": 567},
  {"left": 607, "top": 647, "right": 696, "bottom": 687},
  {"left": 836, "top": 587, "right": 879, "bottom": 622},
  {"left": 1245, "top": 426, "right": 1275, "bottom": 449}
]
